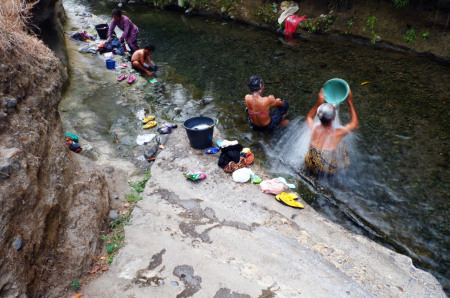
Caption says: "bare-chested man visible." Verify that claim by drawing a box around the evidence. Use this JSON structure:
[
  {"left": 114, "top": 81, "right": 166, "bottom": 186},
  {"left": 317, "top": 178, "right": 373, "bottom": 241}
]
[
  {"left": 244, "top": 75, "right": 289, "bottom": 131},
  {"left": 131, "top": 43, "right": 156, "bottom": 76}
]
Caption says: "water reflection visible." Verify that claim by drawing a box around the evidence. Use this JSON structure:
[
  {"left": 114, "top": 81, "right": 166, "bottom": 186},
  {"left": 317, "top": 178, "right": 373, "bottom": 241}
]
[{"left": 63, "top": 0, "right": 449, "bottom": 290}]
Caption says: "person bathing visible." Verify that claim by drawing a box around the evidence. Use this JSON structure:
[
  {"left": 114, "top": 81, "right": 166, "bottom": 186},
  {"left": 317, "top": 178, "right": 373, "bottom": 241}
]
[
  {"left": 245, "top": 75, "right": 289, "bottom": 131},
  {"left": 304, "top": 87, "right": 359, "bottom": 175},
  {"left": 131, "top": 43, "right": 157, "bottom": 76}
]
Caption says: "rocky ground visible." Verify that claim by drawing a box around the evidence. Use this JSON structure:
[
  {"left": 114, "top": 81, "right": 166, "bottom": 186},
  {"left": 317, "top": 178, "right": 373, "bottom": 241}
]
[{"left": 77, "top": 127, "right": 445, "bottom": 297}]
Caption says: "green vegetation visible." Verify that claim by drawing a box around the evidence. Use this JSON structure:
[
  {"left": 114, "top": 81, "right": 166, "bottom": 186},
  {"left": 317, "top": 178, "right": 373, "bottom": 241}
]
[
  {"left": 101, "top": 193, "right": 143, "bottom": 264},
  {"left": 217, "top": 0, "right": 237, "bottom": 13},
  {"left": 364, "top": 16, "right": 378, "bottom": 44},
  {"left": 392, "top": 0, "right": 409, "bottom": 8},
  {"left": 346, "top": 16, "right": 356, "bottom": 27},
  {"left": 255, "top": 4, "right": 277, "bottom": 24},
  {"left": 129, "top": 170, "right": 151, "bottom": 193},
  {"left": 70, "top": 279, "right": 81, "bottom": 291},
  {"left": 101, "top": 172, "right": 148, "bottom": 264},
  {"left": 301, "top": 16, "right": 337, "bottom": 34},
  {"left": 404, "top": 29, "right": 417, "bottom": 42},
  {"left": 422, "top": 32, "right": 429, "bottom": 39}
]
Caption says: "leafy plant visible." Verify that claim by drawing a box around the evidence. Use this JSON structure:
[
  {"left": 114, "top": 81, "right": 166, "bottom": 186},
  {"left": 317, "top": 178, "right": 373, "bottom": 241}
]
[
  {"left": 301, "top": 16, "right": 337, "bottom": 34},
  {"left": 129, "top": 170, "right": 151, "bottom": 193},
  {"left": 70, "top": 280, "right": 80, "bottom": 291},
  {"left": 393, "top": 0, "right": 409, "bottom": 8},
  {"left": 346, "top": 17, "right": 356, "bottom": 27},
  {"left": 364, "top": 16, "right": 378, "bottom": 44},
  {"left": 255, "top": 4, "right": 277, "bottom": 24},
  {"left": 422, "top": 32, "right": 429, "bottom": 39},
  {"left": 404, "top": 29, "right": 417, "bottom": 42}
]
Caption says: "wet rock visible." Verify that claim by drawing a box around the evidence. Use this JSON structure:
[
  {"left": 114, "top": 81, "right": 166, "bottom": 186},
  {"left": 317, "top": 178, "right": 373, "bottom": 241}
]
[
  {"left": 112, "top": 194, "right": 119, "bottom": 200},
  {"left": 157, "top": 135, "right": 170, "bottom": 146},
  {"left": 104, "top": 166, "right": 115, "bottom": 174},
  {"left": 13, "top": 236, "right": 23, "bottom": 251},
  {"left": 2, "top": 97, "right": 17, "bottom": 109},
  {"left": 109, "top": 210, "right": 119, "bottom": 221},
  {"left": 0, "top": 148, "right": 21, "bottom": 179},
  {"left": 144, "top": 144, "right": 159, "bottom": 160},
  {"left": 0, "top": 112, "right": 7, "bottom": 119}
]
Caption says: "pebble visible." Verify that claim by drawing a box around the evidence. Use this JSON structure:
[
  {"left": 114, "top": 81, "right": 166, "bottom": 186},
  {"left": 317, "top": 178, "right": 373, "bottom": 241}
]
[
  {"left": 13, "top": 236, "right": 23, "bottom": 251},
  {"left": 170, "top": 281, "right": 179, "bottom": 286},
  {"left": 113, "top": 194, "right": 119, "bottom": 200},
  {"left": 109, "top": 210, "right": 119, "bottom": 221}
]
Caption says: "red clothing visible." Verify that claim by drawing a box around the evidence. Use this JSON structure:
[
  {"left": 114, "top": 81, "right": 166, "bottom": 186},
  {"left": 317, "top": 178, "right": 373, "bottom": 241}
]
[{"left": 285, "top": 15, "right": 307, "bottom": 34}]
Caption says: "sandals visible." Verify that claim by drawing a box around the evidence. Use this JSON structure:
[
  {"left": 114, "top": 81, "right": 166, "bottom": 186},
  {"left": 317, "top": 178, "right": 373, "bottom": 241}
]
[
  {"left": 142, "top": 115, "right": 155, "bottom": 123},
  {"left": 117, "top": 75, "right": 128, "bottom": 82},
  {"left": 143, "top": 121, "right": 157, "bottom": 129},
  {"left": 275, "top": 192, "right": 304, "bottom": 209},
  {"left": 127, "top": 75, "right": 136, "bottom": 84},
  {"left": 162, "top": 122, "right": 178, "bottom": 129},
  {"left": 157, "top": 126, "right": 172, "bottom": 134}
]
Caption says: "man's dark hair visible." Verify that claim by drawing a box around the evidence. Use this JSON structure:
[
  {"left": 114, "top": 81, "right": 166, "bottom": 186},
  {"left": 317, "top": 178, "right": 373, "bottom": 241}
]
[
  {"left": 248, "top": 75, "right": 263, "bottom": 92},
  {"left": 144, "top": 43, "right": 155, "bottom": 52},
  {"left": 112, "top": 9, "right": 122, "bottom": 17}
]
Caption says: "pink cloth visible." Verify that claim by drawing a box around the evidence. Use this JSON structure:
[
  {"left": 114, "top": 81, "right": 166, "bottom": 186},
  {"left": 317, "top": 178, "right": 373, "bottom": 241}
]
[
  {"left": 285, "top": 15, "right": 307, "bottom": 34},
  {"left": 259, "top": 178, "right": 289, "bottom": 195}
]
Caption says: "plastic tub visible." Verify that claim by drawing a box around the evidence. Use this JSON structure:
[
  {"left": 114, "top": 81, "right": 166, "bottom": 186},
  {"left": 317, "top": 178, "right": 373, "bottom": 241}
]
[
  {"left": 183, "top": 117, "right": 216, "bottom": 149},
  {"left": 323, "top": 78, "right": 349, "bottom": 105},
  {"left": 95, "top": 24, "right": 109, "bottom": 40},
  {"left": 106, "top": 59, "right": 116, "bottom": 69}
]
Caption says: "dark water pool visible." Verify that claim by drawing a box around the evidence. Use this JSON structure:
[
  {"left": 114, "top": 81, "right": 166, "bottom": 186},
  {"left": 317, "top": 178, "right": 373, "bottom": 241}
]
[{"left": 65, "top": 0, "right": 449, "bottom": 291}]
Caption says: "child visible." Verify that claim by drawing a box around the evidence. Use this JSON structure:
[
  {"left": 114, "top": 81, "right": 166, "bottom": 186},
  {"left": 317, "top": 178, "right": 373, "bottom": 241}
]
[{"left": 131, "top": 43, "right": 157, "bottom": 76}]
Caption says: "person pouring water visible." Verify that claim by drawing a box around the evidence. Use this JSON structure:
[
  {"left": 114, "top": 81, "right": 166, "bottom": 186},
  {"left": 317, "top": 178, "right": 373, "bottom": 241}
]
[
  {"left": 107, "top": 9, "right": 139, "bottom": 54},
  {"left": 304, "top": 80, "right": 359, "bottom": 175}
]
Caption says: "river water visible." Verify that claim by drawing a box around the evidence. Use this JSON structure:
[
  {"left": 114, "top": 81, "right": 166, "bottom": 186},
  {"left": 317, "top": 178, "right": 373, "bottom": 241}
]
[{"left": 61, "top": 0, "right": 449, "bottom": 291}]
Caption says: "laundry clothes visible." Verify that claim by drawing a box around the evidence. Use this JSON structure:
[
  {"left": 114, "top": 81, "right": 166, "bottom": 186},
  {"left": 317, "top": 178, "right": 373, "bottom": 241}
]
[
  {"left": 183, "top": 171, "right": 206, "bottom": 181},
  {"left": 98, "top": 37, "right": 125, "bottom": 55},
  {"left": 68, "top": 142, "right": 82, "bottom": 153},
  {"left": 285, "top": 15, "right": 307, "bottom": 34},
  {"left": 218, "top": 143, "right": 244, "bottom": 168},
  {"left": 71, "top": 30, "right": 94, "bottom": 41},
  {"left": 78, "top": 43, "right": 100, "bottom": 54},
  {"left": 259, "top": 178, "right": 289, "bottom": 195}
]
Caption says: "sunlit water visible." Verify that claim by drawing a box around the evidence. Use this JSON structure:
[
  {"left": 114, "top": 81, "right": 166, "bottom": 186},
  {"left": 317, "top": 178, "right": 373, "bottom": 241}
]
[{"left": 62, "top": 0, "right": 449, "bottom": 290}]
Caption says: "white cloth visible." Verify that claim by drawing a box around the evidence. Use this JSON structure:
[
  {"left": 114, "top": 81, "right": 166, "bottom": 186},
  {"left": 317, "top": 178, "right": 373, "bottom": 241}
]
[{"left": 232, "top": 168, "right": 254, "bottom": 183}]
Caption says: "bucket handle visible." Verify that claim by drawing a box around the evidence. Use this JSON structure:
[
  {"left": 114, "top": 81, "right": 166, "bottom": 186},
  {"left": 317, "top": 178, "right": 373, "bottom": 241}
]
[{"left": 208, "top": 118, "right": 219, "bottom": 129}]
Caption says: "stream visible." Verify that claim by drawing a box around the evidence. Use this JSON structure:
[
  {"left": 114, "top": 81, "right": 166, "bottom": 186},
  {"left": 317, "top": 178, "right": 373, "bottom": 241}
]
[{"left": 61, "top": 0, "right": 449, "bottom": 291}]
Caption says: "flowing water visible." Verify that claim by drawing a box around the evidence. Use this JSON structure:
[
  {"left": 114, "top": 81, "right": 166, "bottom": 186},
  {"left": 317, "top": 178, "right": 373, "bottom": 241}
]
[{"left": 62, "top": 0, "right": 450, "bottom": 291}]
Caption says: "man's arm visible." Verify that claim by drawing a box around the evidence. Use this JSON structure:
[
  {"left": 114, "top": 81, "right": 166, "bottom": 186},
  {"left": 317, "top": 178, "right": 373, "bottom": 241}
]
[
  {"left": 107, "top": 19, "right": 116, "bottom": 41},
  {"left": 344, "top": 89, "right": 359, "bottom": 132},
  {"left": 306, "top": 88, "right": 325, "bottom": 128}
]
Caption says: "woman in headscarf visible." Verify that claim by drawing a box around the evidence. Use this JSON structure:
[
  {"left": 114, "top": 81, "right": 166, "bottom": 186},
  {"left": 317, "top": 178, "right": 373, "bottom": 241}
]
[
  {"left": 107, "top": 9, "right": 139, "bottom": 54},
  {"left": 304, "top": 87, "right": 359, "bottom": 175}
]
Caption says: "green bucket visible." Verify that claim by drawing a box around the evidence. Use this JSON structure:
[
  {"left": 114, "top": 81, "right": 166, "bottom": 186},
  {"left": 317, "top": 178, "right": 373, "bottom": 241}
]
[{"left": 323, "top": 78, "right": 349, "bottom": 105}]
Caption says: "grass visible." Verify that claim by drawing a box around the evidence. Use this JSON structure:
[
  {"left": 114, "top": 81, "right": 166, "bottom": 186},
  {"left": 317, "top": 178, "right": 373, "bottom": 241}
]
[
  {"left": 129, "top": 170, "right": 151, "bottom": 193},
  {"left": 0, "top": 0, "right": 53, "bottom": 67},
  {"left": 70, "top": 279, "right": 80, "bottom": 291},
  {"left": 100, "top": 171, "right": 149, "bottom": 264}
]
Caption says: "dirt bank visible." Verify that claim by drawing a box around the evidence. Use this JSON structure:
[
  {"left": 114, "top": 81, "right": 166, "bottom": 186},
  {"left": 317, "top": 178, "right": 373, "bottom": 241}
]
[{"left": 0, "top": 0, "right": 129, "bottom": 296}]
